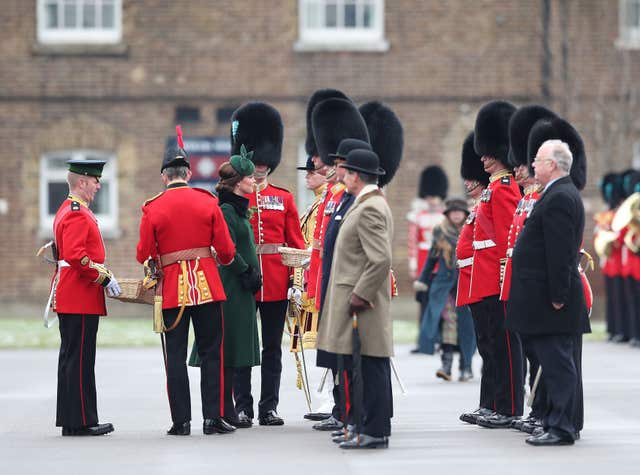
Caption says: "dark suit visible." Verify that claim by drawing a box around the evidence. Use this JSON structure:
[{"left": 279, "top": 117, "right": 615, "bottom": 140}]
[{"left": 506, "top": 175, "right": 590, "bottom": 439}]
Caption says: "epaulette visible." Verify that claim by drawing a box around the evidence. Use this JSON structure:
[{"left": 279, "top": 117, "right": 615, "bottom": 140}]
[
  {"left": 192, "top": 187, "right": 218, "bottom": 199},
  {"left": 143, "top": 192, "right": 164, "bottom": 206},
  {"left": 70, "top": 201, "right": 81, "bottom": 211},
  {"left": 269, "top": 184, "right": 291, "bottom": 193},
  {"left": 500, "top": 176, "right": 512, "bottom": 185}
]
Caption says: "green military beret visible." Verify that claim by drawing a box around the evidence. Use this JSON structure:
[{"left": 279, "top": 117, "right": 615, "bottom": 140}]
[{"left": 229, "top": 144, "right": 256, "bottom": 177}]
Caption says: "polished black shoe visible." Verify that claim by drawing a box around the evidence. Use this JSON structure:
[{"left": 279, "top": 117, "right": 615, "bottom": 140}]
[
  {"left": 312, "top": 415, "right": 343, "bottom": 431},
  {"left": 304, "top": 412, "right": 332, "bottom": 421},
  {"left": 477, "top": 413, "right": 519, "bottom": 429},
  {"left": 521, "top": 421, "right": 542, "bottom": 434},
  {"left": 459, "top": 408, "right": 493, "bottom": 425},
  {"left": 167, "top": 421, "right": 191, "bottom": 436},
  {"left": 223, "top": 416, "right": 251, "bottom": 429},
  {"left": 526, "top": 431, "right": 574, "bottom": 446},
  {"left": 203, "top": 417, "right": 236, "bottom": 434},
  {"left": 531, "top": 426, "right": 544, "bottom": 437},
  {"left": 62, "top": 422, "right": 114, "bottom": 436},
  {"left": 339, "top": 433, "right": 389, "bottom": 449},
  {"left": 332, "top": 431, "right": 356, "bottom": 444},
  {"left": 258, "top": 410, "right": 284, "bottom": 426}
]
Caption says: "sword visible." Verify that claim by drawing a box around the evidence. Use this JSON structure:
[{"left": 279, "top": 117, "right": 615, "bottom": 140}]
[
  {"left": 285, "top": 300, "right": 312, "bottom": 411},
  {"left": 390, "top": 357, "right": 407, "bottom": 395},
  {"left": 527, "top": 366, "right": 542, "bottom": 407}
]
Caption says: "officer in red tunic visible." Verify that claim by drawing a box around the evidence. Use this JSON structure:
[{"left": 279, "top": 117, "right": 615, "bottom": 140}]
[
  {"left": 468, "top": 101, "right": 524, "bottom": 428},
  {"left": 229, "top": 102, "right": 306, "bottom": 426},
  {"left": 457, "top": 132, "right": 492, "bottom": 424},
  {"left": 51, "top": 159, "right": 120, "bottom": 436},
  {"left": 136, "top": 131, "right": 236, "bottom": 436}
]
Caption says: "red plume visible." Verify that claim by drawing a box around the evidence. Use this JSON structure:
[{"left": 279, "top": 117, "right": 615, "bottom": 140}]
[{"left": 176, "top": 125, "right": 184, "bottom": 149}]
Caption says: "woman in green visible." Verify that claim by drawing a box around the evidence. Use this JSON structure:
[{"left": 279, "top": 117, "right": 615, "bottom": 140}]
[{"left": 189, "top": 147, "right": 262, "bottom": 428}]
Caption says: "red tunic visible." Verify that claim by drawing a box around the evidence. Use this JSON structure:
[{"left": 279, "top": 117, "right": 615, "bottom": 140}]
[
  {"left": 136, "top": 185, "right": 235, "bottom": 309},
  {"left": 499, "top": 188, "right": 540, "bottom": 301},
  {"left": 52, "top": 196, "right": 107, "bottom": 315},
  {"left": 456, "top": 204, "right": 481, "bottom": 307},
  {"left": 595, "top": 210, "right": 621, "bottom": 277},
  {"left": 246, "top": 182, "right": 305, "bottom": 302},
  {"left": 407, "top": 199, "right": 445, "bottom": 279},
  {"left": 470, "top": 172, "right": 521, "bottom": 300}
]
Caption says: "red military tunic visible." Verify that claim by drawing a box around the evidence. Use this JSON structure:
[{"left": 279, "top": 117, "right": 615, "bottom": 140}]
[
  {"left": 246, "top": 182, "right": 305, "bottom": 302},
  {"left": 136, "top": 184, "right": 235, "bottom": 309},
  {"left": 52, "top": 195, "right": 108, "bottom": 315},
  {"left": 595, "top": 209, "right": 621, "bottom": 278},
  {"left": 456, "top": 203, "right": 481, "bottom": 307},
  {"left": 499, "top": 186, "right": 541, "bottom": 301},
  {"left": 407, "top": 199, "right": 445, "bottom": 279},
  {"left": 470, "top": 171, "right": 521, "bottom": 300}
]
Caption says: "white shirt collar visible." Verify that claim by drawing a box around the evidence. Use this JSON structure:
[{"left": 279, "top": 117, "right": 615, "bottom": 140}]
[
  {"left": 355, "top": 184, "right": 380, "bottom": 203},
  {"left": 542, "top": 174, "right": 566, "bottom": 194}
]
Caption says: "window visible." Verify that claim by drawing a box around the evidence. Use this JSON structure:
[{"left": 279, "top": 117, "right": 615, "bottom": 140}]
[
  {"left": 37, "top": 0, "right": 122, "bottom": 44},
  {"left": 618, "top": 0, "right": 640, "bottom": 48},
  {"left": 295, "top": 0, "right": 388, "bottom": 52},
  {"left": 633, "top": 141, "right": 640, "bottom": 169},
  {"left": 296, "top": 142, "right": 315, "bottom": 213},
  {"left": 39, "top": 150, "right": 119, "bottom": 238}
]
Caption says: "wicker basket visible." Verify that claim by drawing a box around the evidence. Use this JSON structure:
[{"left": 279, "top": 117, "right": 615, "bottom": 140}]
[
  {"left": 109, "top": 278, "right": 154, "bottom": 305},
  {"left": 278, "top": 247, "right": 311, "bottom": 268}
]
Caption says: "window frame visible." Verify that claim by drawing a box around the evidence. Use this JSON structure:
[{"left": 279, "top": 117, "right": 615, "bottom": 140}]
[
  {"left": 37, "top": 0, "right": 123, "bottom": 45},
  {"left": 617, "top": 0, "right": 640, "bottom": 48},
  {"left": 295, "top": 0, "right": 389, "bottom": 52},
  {"left": 39, "top": 150, "right": 119, "bottom": 238}
]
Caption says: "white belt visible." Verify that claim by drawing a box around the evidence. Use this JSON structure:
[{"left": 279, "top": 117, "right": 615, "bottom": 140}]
[
  {"left": 418, "top": 242, "right": 431, "bottom": 250},
  {"left": 506, "top": 248, "right": 513, "bottom": 258},
  {"left": 58, "top": 260, "right": 70, "bottom": 268},
  {"left": 473, "top": 239, "right": 496, "bottom": 250},
  {"left": 457, "top": 257, "right": 473, "bottom": 268}
]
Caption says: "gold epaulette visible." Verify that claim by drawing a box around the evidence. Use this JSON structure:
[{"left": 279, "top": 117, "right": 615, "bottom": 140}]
[
  {"left": 143, "top": 192, "right": 164, "bottom": 206},
  {"left": 330, "top": 182, "right": 346, "bottom": 194}
]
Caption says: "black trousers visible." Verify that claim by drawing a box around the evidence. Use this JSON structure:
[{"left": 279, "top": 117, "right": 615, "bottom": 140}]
[
  {"left": 56, "top": 314, "right": 99, "bottom": 428},
  {"left": 162, "top": 302, "right": 223, "bottom": 423},
  {"left": 233, "top": 300, "right": 287, "bottom": 419},
  {"left": 612, "top": 276, "right": 630, "bottom": 340},
  {"left": 360, "top": 356, "right": 393, "bottom": 438},
  {"left": 469, "top": 296, "right": 524, "bottom": 416},
  {"left": 604, "top": 275, "right": 616, "bottom": 337},
  {"left": 530, "top": 334, "right": 579, "bottom": 439}
]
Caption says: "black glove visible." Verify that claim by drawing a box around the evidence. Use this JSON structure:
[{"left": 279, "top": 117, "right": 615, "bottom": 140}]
[{"left": 240, "top": 266, "right": 262, "bottom": 293}]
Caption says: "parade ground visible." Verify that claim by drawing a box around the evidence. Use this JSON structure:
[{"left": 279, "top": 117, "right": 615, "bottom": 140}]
[{"left": 1, "top": 336, "right": 639, "bottom": 474}]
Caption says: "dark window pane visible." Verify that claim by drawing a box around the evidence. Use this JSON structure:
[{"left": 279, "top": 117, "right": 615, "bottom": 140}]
[
  {"left": 175, "top": 106, "right": 201, "bottom": 123},
  {"left": 83, "top": 3, "right": 96, "bottom": 28},
  {"left": 325, "top": 3, "right": 337, "bottom": 27},
  {"left": 345, "top": 3, "right": 357, "bottom": 28},
  {"left": 363, "top": 4, "right": 373, "bottom": 27},
  {"left": 102, "top": 1, "right": 115, "bottom": 28},
  {"left": 63, "top": 0, "right": 77, "bottom": 28},
  {"left": 46, "top": 2, "right": 59, "bottom": 28},
  {"left": 48, "top": 182, "right": 69, "bottom": 215}
]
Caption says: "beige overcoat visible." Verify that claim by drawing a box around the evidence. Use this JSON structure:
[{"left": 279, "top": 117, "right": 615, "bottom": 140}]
[{"left": 317, "top": 189, "right": 394, "bottom": 357}]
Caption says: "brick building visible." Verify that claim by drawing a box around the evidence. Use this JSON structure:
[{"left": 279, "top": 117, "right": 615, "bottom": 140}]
[{"left": 1, "top": 1, "right": 639, "bottom": 310}]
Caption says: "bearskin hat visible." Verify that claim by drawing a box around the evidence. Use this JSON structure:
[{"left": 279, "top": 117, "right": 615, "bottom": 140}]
[
  {"left": 359, "top": 101, "right": 404, "bottom": 188},
  {"left": 621, "top": 168, "right": 640, "bottom": 198},
  {"left": 461, "top": 132, "right": 490, "bottom": 187},
  {"left": 599, "top": 172, "right": 624, "bottom": 208},
  {"left": 231, "top": 102, "right": 283, "bottom": 173},
  {"left": 474, "top": 100, "right": 517, "bottom": 165},
  {"left": 508, "top": 105, "right": 557, "bottom": 167},
  {"left": 311, "top": 98, "right": 369, "bottom": 166},
  {"left": 527, "top": 118, "right": 587, "bottom": 191},
  {"left": 418, "top": 166, "right": 448, "bottom": 199},
  {"left": 305, "top": 89, "right": 350, "bottom": 159}
]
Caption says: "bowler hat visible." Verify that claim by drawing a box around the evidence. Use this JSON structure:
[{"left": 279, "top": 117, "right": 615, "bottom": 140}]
[
  {"left": 329, "top": 138, "right": 372, "bottom": 161},
  {"left": 340, "top": 149, "right": 386, "bottom": 176},
  {"left": 296, "top": 156, "right": 316, "bottom": 171}
]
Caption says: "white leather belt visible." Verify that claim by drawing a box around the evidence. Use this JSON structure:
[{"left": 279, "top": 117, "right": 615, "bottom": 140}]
[
  {"left": 418, "top": 242, "right": 430, "bottom": 250},
  {"left": 457, "top": 257, "right": 473, "bottom": 268},
  {"left": 506, "top": 248, "right": 513, "bottom": 258},
  {"left": 473, "top": 239, "right": 496, "bottom": 250},
  {"left": 58, "top": 260, "right": 70, "bottom": 268}
]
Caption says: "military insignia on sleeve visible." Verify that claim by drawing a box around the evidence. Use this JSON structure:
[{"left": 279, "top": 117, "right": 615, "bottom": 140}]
[
  {"left": 71, "top": 201, "right": 81, "bottom": 211},
  {"left": 80, "top": 256, "right": 89, "bottom": 266},
  {"left": 500, "top": 176, "right": 511, "bottom": 185}
]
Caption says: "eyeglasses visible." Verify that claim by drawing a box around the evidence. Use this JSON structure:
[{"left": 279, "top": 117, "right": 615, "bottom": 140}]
[{"left": 532, "top": 157, "right": 554, "bottom": 165}]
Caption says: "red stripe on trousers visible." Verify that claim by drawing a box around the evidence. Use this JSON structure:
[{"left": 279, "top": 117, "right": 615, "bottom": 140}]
[
  {"left": 343, "top": 370, "right": 351, "bottom": 418},
  {"left": 79, "top": 315, "right": 87, "bottom": 426}
]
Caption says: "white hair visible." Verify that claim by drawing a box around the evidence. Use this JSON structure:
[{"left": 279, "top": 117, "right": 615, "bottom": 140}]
[{"left": 543, "top": 139, "right": 572, "bottom": 174}]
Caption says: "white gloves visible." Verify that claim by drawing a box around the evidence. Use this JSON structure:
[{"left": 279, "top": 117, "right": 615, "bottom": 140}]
[
  {"left": 300, "top": 257, "right": 311, "bottom": 270},
  {"left": 413, "top": 280, "right": 428, "bottom": 293},
  {"left": 287, "top": 286, "right": 302, "bottom": 305},
  {"left": 105, "top": 277, "right": 122, "bottom": 297}
]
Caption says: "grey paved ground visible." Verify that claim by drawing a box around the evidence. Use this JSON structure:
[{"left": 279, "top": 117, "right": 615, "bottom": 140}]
[{"left": 1, "top": 341, "right": 639, "bottom": 474}]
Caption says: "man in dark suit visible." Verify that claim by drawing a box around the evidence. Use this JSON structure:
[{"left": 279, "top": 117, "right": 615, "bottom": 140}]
[{"left": 506, "top": 139, "right": 589, "bottom": 446}]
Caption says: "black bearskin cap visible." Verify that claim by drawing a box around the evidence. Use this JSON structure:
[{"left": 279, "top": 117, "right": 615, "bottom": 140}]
[
  {"left": 461, "top": 132, "right": 490, "bottom": 187},
  {"left": 305, "top": 89, "right": 350, "bottom": 158},
  {"left": 508, "top": 105, "right": 557, "bottom": 167},
  {"left": 231, "top": 102, "right": 283, "bottom": 173},
  {"left": 474, "top": 100, "right": 517, "bottom": 164},
  {"left": 599, "top": 173, "right": 624, "bottom": 208},
  {"left": 419, "top": 166, "right": 448, "bottom": 199},
  {"left": 527, "top": 118, "right": 587, "bottom": 191},
  {"left": 311, "top": 98, "right": 369, "bottom": 166},
  {"left": 359, "top": 101, "right": 404, "bottom": 188},
  {"left": 621, "top": 169, "right": 640, "bottom": 199}
]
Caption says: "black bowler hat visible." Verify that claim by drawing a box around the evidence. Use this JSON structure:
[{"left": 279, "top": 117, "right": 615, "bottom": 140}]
[
  {"left": 296, "top": 156, "right": 316, "bottom": 171},
  {"left": 67, "top": 159, "right": 106, "bottom": 178},
  {"left": 329, "top": 138, "right": 372, "bottom": 161},
  {"left": 162, "top": 125, "right": 190, "bottom": 172},
  {"left": 339, "top": 149, "right": 386, "bottom": 176}
]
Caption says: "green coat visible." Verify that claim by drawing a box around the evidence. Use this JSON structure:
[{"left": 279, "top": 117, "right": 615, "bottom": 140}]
[{"left": 189, "top": 194, "right": 260, "bottom": 368}]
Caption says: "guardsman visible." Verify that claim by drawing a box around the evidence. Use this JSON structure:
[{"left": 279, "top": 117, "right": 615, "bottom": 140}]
[
  {"left": 308, "top": 96, "right": 370, "bottom": 432},
  {"left": 136, "top": 129, "right": 236, "bottom": 436},
  {"left": 51, "top": 159, "right": 120, "bottom": 436},
  {"left": 468, "top": 101, "right": 524, "bottom": 429},
  {"left": 230, "top": 102, "right": 306, "bottom": 427},
  {"left": 457, "top": 133, "right": 492, "bottom": 423}
]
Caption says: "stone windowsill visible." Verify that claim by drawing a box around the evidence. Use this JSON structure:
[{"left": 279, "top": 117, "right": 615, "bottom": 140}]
[
  {"left": 293, "top": 39, "right": 389, "bottom": 53},
  {"left": 31, "top": 43, "right": 129, "bottom": 58}
]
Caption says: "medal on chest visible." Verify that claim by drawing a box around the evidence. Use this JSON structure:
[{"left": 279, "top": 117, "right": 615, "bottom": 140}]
[
  {"left": 258, "top": 195, "right": 284, "bottom": 211},
  {"left": 324, "top": 200, "right": 337, "bottom": 215},
  {"left": 480, "top": 188, "right": 492, "bottom": 203}
]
